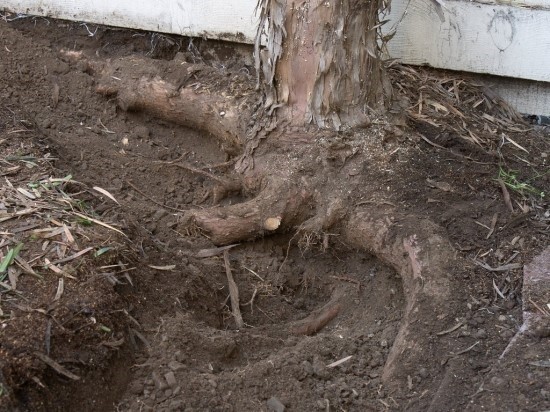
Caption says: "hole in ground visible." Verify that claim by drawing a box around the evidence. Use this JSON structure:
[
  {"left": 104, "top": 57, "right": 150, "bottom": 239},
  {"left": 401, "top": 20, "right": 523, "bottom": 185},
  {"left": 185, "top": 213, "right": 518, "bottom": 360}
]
[
  {"left": 33, "top": 88, "right": 406, "bottom": 411},
  {"left": 117, "top": 238, "right": 405, "bottom": 411}
]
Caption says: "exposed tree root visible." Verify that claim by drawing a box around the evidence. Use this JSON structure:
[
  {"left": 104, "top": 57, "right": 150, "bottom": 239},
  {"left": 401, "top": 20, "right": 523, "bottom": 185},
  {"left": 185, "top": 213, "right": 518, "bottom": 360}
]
[
  {"left": 183, "top": 179, "right": 313, "bottom": 245},
  {"left": 343, "top": 209, "right": 459, "bottom": 390},
  {"left": 86, "top": 53, "right": 476, "bottom": 403},
  {"left": 290, "top": 298, "right": 342, "bottom": 336},
  {"left": 63, "top": 51, "right": 254, "bottom": 155}
]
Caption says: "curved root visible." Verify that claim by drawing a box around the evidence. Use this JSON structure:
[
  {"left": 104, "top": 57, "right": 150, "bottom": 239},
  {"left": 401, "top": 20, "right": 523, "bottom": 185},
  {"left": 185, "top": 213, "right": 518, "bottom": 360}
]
[{"left": 183, "top": 181, "right": 313, "bottom": 245}]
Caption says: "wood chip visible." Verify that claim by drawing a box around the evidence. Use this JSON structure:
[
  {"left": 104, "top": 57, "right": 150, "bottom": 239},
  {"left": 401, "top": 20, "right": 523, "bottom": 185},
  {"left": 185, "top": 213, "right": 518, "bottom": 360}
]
[
  {"left": 17, "top": 187, "right": 36, "bottom": 200},
  {"left": 486, "top": 213, "right": 498, "bottom": 239},
  {"left": 223, "top": 250, "right": 244, "bottom": 329},
  {"left": 327, "top": 355, "right": 353, "bottom": 368},
  {"left": 148, "top": 265, "right": 176, "bottom": 271},
  {"left": 54, "top": 278, "right": 64, "bottom": 301},
  {"left": 497, "top": 179, "right": 514, "bottom": 213}
]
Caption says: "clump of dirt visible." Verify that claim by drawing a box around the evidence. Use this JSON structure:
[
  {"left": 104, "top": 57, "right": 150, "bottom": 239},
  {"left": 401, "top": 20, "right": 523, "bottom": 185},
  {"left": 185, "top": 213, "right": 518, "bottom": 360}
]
[{"left": 0, "top": 15, "right": 548, "bottom": 412}]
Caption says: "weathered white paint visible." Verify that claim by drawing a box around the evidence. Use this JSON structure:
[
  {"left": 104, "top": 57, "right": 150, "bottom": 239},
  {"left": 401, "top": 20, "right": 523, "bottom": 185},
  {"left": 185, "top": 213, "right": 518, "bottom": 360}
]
[
  {"left": 2, "top": 0, "right": 550, "bottom": 115},
  {"left": 0, "top": 0, "right": 259, "bottom": 43},
  {"left": 3, "top": 0, "right": 550, "bottom": 81},
  {"left": 382, "top": 0, "right": 550, "bottom": 82},
  {"left": 472, "top": 0, "right": 550, "bottom": 9}
]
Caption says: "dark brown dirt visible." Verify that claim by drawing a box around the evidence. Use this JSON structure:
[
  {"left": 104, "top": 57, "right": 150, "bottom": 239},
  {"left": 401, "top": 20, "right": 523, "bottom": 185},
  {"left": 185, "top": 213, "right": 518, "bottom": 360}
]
[{"left": 0, "top": 16, "right": 548, "bottom": 412}]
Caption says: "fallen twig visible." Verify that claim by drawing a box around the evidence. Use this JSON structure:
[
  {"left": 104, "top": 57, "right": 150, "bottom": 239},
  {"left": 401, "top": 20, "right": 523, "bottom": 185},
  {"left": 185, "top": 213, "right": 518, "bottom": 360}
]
[
  {"left": 451, "top": 341, "right": 480, "bottom": 356},
  {"left": 34, "top": 351, "right": 80, "bottom": 381},
  {"left": 436, "top": 322, "right": 463, "bottom": 336},
  {"left": 223, "top": 250, "right": 244, "bottom": 329}
]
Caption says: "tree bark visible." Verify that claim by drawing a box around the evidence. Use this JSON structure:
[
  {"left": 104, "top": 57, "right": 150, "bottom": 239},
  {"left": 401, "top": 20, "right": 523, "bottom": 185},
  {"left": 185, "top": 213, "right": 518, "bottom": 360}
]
[{"left": 256, "top": 0, "right": 387, "bottom": 129}]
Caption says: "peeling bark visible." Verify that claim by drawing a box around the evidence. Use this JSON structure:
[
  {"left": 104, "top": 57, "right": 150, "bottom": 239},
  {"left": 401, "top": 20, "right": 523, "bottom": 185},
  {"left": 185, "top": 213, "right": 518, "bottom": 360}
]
[{"left": 256, "top": 0, "right": 387, "bottom": 129}]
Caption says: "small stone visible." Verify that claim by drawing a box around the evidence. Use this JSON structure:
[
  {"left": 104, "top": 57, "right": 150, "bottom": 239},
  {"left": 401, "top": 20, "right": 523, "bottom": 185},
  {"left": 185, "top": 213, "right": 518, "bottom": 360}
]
[
  {"left": 498, "top": 315, "right": 507, "bottom": 323},
  {"left": 267, "top": 396, "right": 285, "bottom": 412},
  {"left": 473, "top": 329, "right": 487, "bottom": 339},
  {"left": 312, "top": 357, "right": 328, "bottom": 379},
  {"left": 302, "top": 360, "right": 314, "bottom": 376},
  {"left": 164, "top": 371, "right": 177, "bottom": 389},
  {"left": 164, "top": 389, "right": 172, "bottom": 397},
  {"left": 152, "top": 208, "right": 169, "bottom": 221},
  {"left": 168, "top": 361, "right": 184, "bottom": 371}
]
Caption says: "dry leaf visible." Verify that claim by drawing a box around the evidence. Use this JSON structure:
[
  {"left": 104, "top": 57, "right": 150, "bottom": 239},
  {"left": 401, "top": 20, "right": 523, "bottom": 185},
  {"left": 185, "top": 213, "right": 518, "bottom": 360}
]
[{"left": 93, "top": 186, "right": 119, "bottom": 204}]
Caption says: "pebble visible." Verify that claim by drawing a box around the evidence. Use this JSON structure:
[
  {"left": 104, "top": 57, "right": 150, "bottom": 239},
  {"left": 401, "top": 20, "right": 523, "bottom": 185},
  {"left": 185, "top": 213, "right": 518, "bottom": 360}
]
[
  {"left": 302, "top": 360, "right": 314, "bottom": 376},
  {"left": 418, "top": 368, "right": 429, "bottom": 379},
  {"left": 267, "top": 397, "right": 285, "bottom": 412},
  {"left": 153, "top": 208, "right": 169, "bottom": 221},
  {"left": 312, "top": 357, "right": 329, "bottom": 380},
  {"left": 168, "top": 360, "right": 184, "bottom": 371},
  {"left": 473, "top": 329, "right": 487, "bottom": 339},
  {"left": 164, "top": 371, "right": 177, "bottom": 389}
]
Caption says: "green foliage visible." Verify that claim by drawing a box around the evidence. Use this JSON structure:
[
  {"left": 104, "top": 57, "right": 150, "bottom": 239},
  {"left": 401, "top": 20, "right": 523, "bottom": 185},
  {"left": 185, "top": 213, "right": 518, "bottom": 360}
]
[{"left": 498, "top": 167, "right": 545, "bottom": 200}]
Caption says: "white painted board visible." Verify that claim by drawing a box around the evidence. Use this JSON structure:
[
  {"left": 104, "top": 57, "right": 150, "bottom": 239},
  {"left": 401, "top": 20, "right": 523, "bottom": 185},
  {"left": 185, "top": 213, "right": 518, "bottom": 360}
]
[
  {"left": 382, "top": 0, "right": 550, "bottom": 82},
  {"left": 0, "top": 0, "right": 259, "bottom": 43},
  {"left": 3, "top": 0, "right": 550, "bottom": 115}
]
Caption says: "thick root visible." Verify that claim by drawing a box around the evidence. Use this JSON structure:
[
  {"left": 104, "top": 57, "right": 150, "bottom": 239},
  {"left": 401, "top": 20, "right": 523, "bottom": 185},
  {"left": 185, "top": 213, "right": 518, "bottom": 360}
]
[
  {"left": 344, "top": 208, "right": 460, "bottom": 396},
  {"left": 182, "top": 180, "right": 313, "bottom": 245},
  {"left": 65, "top": 51, "right": 253, "bottom": 155}
]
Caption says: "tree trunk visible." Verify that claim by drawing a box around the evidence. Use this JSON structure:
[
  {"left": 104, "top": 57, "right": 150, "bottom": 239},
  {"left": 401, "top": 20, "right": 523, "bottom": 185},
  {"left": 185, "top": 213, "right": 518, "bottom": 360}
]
[{"left": 257, "top": 0, "right": 387, "bottom": 130}]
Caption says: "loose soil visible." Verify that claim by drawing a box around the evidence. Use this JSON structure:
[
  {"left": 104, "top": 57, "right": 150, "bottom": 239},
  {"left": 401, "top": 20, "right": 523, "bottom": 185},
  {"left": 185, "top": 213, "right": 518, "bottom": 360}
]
[{"left": 0, "top": 16, "right": 548, "bottom": 412}]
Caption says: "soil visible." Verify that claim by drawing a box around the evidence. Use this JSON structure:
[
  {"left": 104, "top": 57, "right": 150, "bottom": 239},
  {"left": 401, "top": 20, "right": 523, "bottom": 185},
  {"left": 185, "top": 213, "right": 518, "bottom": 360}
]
[{"left": 0, "top": 16, "right": 549, "bottom": 412}]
